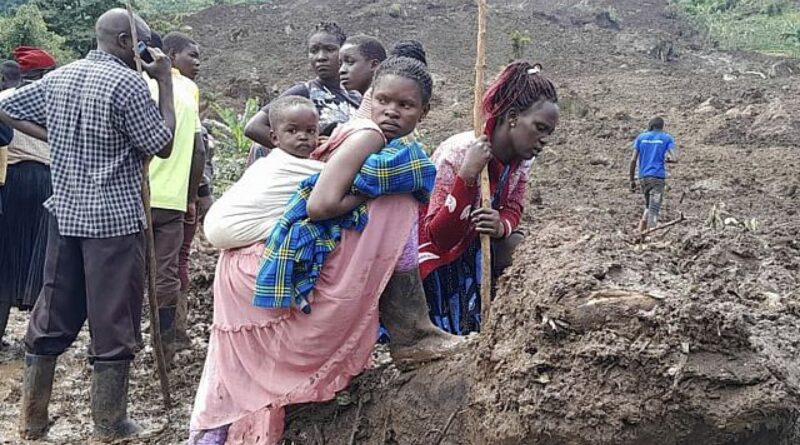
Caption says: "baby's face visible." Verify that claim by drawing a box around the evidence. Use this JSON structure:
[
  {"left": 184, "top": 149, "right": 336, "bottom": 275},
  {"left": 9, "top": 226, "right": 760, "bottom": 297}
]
[{"left": 272, "top": 107, "right": 319, "bottom": 158}]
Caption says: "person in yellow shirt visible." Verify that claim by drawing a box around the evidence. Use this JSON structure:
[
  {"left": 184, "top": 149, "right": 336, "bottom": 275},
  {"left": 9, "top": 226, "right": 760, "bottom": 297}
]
[{"left": 147, "top": 32, "right": 205, "bottom": 365}]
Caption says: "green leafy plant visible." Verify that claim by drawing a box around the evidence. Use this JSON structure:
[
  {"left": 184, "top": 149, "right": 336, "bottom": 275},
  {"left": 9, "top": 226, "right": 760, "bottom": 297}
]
[
  {"left": 509, "top": 29, "right": 531, "bottom": 60},
  {"left": 209, "top": 97, "right": 260, "bottom": 192},
  {"left": 211, "top": 97, "right": 259, "bottom": 153}
]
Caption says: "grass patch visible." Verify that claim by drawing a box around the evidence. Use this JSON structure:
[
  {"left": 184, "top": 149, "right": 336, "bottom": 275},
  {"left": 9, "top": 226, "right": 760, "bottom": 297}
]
[
  {"left": 138, "top": 0, "right": 265, "bottom": 17},
  {"left": 674, "top": 0, "right": 800, "bottom": 57}
]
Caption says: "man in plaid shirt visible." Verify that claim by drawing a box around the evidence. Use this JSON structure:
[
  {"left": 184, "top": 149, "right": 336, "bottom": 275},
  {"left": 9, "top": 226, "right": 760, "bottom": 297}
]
[{"left": 0, "top": 9, "right": 176, "bottom": 442}]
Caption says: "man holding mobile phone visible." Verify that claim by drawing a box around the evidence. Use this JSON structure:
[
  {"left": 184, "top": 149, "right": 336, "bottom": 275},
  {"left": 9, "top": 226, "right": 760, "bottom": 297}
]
[{"left": 0, "top": 8, "right": 176, "bottom": 442}]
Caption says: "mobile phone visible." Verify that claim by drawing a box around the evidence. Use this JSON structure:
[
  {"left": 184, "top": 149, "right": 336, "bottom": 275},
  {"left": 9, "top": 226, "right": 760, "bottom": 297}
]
[{"left": 136, "top": 41, "right": 154, "bottom": 64}]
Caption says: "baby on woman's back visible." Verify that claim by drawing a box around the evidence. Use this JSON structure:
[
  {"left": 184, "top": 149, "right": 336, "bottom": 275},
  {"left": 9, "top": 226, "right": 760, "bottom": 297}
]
[{"left": 204, "top": 96, "right": 323, "bottom": 250}]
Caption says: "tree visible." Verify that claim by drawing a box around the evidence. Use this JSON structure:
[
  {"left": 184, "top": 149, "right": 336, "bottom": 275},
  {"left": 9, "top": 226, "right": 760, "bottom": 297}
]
[
  {"left": 0, "top": 3, "right": 75, "bottom": 63},
  {"left": 34, "top": 0, "right": 121, "bottom": 56},
  {"left": 0, "top": 0, "right": 29, "bottom": 15}
]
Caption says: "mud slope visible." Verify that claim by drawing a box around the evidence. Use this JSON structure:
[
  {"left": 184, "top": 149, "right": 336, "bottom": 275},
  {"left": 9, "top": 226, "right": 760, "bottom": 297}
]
[{"left": 1, "top": 0, "right": 799, "bottom": 443}]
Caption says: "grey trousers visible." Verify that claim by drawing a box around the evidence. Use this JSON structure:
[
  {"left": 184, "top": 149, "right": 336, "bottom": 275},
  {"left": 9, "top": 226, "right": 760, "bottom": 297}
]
[{"left": 640, "top": 177, "right": 666, "bottom": 228}]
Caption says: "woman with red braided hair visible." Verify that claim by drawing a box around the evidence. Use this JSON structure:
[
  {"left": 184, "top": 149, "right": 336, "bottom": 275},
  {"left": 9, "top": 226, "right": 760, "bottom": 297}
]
[{"left": 418, "top": 61, "right": 559, "bottom": 335}]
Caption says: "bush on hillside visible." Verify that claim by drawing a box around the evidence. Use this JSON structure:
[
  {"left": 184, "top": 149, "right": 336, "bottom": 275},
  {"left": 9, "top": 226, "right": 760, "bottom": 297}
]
[
  {"left": 0, "top": 4, "right": 75, "bottom": 63},
  {"left": 675, "top": 0, "right": 800, "bottom": 56}
]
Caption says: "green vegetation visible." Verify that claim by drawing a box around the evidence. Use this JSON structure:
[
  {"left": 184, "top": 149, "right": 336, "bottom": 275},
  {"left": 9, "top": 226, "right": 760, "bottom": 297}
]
[
  {"left": 0, "top": 0, "right": 263, "bottom": 63},
  {"left": 675, "top": 0, "right": 800, "bottom": 56},
  {"left": 209, "top": 97, "right": 259, "bottom": 193},
  {"left": 509, "top": 30, "right": 532, "bottom": 61},
  {"left": 0, "top": 0, "right": 263, "bottom": 190},
  {"left": 0, "top": 4, "right": 75, "bottom": 62},
  {"left": 35, "top": 0, "right": 119, "bottom": 56}
]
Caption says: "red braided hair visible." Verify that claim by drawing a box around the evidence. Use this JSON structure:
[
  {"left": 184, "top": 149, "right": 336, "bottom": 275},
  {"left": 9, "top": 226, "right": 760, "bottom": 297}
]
[{"left": 482, "top": 61, "right": 558, "bottom": 139}]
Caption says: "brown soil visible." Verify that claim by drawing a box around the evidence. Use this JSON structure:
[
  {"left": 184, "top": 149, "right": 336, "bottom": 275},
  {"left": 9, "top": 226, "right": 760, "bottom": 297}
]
[{"left": 2, "top": 0, "right": 799, "bottom": 443}]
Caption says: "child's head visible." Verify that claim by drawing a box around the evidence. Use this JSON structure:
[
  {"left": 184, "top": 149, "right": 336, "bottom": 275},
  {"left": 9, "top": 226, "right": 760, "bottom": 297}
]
[
  {"left": 389, "top": 40, "right": 427, "bottom": 66},
  {"left": 338, "top": 35, "right": 386, "bottom": 94},
  {"left": 269, "top": 96, "right": 319, "bottom": 158},
  {"left": 648, "top": 117, "right": 665, "bottom": 131},
  {"left": 483, "top": 61, "right": 559, "bottom": 161},
  {"left": 307, "top": 22, "right": 346, "bottom": 84},
  {"left": 163, "top": 32, "right": 200, "bottom": 80},
  {"left": 370, "top": 56, "right": 432, "bottom": 141}
]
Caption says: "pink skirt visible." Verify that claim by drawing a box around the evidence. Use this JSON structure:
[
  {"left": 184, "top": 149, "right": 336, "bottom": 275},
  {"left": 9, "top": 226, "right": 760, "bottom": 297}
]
[{"left": 189, "top": 195, "right": 417, "bottom": 444}]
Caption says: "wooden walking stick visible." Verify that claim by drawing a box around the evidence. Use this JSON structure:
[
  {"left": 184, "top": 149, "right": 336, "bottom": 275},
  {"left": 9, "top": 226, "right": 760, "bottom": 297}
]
[
  {"left": 126, "top": 2, "right": 172, "bottom": 410},
  {"left": 473, "top": 0, "right": 492, "bottom": 324}
]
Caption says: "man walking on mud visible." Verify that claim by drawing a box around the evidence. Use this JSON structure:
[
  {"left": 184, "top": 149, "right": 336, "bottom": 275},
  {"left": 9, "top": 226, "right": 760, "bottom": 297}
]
[
  {"left": 0, "top": 8, "right": 175, "bottom": 442},
  {"left": 629, "top": 116, "right": 677, "bottom": 232}
]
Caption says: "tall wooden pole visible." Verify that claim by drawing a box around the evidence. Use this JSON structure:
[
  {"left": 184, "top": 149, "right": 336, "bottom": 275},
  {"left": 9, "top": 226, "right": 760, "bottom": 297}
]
[
  {"left": 126, "top": 2, "right": 172, "bottom": 410},
  {"left": 473, "top": 0, "right": 492, "bottom": 325}
]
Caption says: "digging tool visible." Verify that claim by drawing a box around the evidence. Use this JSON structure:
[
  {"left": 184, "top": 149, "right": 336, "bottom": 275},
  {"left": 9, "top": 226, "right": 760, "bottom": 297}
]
[
  {"left": 638, "top": 212, "right": 686, "bottom": 243},
  {"left": 126, "top": 2, "right": 172, "bottom": 410},
  {"left": 473, "top": 0, "right": 492, "bottom": 324}
]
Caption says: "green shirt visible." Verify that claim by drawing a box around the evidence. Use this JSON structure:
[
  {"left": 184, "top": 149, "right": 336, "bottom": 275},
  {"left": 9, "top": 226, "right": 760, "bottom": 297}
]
[{"left": 147, "top": 69, "right": 201, "bottom": 212}]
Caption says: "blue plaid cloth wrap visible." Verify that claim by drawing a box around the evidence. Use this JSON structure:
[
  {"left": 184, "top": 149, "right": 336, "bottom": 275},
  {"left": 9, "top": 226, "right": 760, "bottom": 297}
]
[{"left": 253, "top": 137, "right": 436, "bottom": 312}]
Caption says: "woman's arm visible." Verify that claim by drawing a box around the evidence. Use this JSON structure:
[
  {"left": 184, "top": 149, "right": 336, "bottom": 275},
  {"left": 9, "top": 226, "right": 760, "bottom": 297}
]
[
  {"left": 498, "top": 175, "right": 526, "bottom": 237},
  {"left": 244, "top": 111, "right": 274, "bottom": 148},
  {"left": 306, "top": 129, "right": 385, "bottom": 221},
  {"left": 421, "top": 159, "right": 480, "bottom": 250},
  {"left": 245, "top": 84, "right": 311, "bottom": 148},
  {"left": 421, "top": 136, "right": 491, "bottom": 250}
]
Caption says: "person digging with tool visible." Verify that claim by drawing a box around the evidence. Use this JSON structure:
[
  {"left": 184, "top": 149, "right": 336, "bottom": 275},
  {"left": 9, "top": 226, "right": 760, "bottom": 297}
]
[
  {"left": 629, "top": 116, "right": 677, "bottom": 232},
  {"left": 0, "top": 8, "right": 175, "bottom": 442}
]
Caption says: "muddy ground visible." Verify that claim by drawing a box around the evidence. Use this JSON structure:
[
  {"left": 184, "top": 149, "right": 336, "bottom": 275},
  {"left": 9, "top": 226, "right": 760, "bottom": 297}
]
[{"left": 1, "top": 0, "right": 799, "bottom": 443}]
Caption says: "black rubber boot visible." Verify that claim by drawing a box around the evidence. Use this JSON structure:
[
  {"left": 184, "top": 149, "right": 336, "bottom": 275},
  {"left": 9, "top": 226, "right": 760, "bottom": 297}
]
[
  {"left": 159, "top": 306, "right": 177, "bottom": 367},
  {"left": 19, "top": 353, "right": 56, "bottom": 440},
  {"left": 91, "top": 360, "right": 143, "bottom": 441},
  {"left": 379, "top": 270, "right": 466, "bottom": 367}
]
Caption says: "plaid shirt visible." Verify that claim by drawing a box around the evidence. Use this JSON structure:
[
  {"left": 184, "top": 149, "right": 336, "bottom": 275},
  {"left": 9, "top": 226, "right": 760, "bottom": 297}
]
[
  {"left": 0, "top": 50, "right": 172, "bottom": 238},
  {"left": 253, "top": 137, "right": 436, "bottom": 311}
]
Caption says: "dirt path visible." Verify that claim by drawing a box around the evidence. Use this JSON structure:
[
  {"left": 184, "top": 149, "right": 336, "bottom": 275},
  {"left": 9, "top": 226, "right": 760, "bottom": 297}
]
[{"left": 2, "top": 0, "right": 799, "bottom": 443}]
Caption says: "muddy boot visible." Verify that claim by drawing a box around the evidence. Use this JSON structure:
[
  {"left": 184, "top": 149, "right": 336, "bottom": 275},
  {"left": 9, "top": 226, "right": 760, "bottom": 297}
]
[
  {"left": 379, "top": 270, "right": 467, "bottom": 367},
  {"left": 174, "top": 292, "right": 191, "bottom": 351},
  {"left": 91, "top": 360, "right": 143, "bottom": 441},
  {"left": 19, "top": 354, "right": 56, "bottom": 439},
  {"left": 159, "top": 306, "right": 177, "bottom": 366}
]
